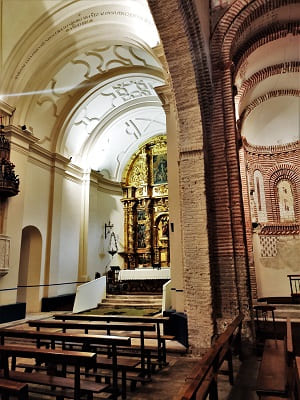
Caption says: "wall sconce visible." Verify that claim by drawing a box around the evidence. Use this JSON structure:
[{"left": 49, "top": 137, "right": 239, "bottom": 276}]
[{"left": 105, "top": 220, "right": 114, "bottom": 239}]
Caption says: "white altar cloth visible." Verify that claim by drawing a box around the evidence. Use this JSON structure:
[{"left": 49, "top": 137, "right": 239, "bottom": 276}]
[{"left": 118, "top": 268, "right": 170, "bottom": 281}]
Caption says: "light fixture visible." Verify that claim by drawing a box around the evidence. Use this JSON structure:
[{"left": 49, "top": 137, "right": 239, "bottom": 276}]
[
  {"left": 21, "top": 125, "right": 26, "bottom": 131},
  {"left": 108, "top": 231, "right": 118, "bottom": 258},
  {"left": 105, "top": 220, "right": 114, "bottom": 239}
]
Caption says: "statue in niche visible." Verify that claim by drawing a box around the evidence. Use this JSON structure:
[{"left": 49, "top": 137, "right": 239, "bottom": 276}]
[{"left": 161, "top": 217, "right": 169, "bottom": 239}]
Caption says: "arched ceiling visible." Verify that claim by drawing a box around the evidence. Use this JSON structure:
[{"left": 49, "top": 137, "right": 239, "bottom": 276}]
[
  {"left": 231, "top": 2, "right": 300, "bottom": 146},
  {"left": 1, "top": 0, "right": 299, "bottom": 165},
  {"left": 0, "top": 0, "right": 165, "bottom": 181}
]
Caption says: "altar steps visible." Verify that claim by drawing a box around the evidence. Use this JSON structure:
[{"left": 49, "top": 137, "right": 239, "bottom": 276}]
[{"left": 100, "top": 294, "right": 162, "bottom": 309}]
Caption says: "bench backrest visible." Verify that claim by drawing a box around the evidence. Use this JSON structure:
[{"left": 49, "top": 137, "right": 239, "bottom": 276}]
[
  {"left": 0, "top": 344, "right": 96, "bottom": 366},
  {"left": 176, "top": 312, "right": 244, "bottom": 400},
  {"left": 54, "top": 313, "right": 169, "bottom": 324},
  {"left": 0, "top": 328, "right": 131, "bottom": 347},
  {"left": 28, "top": 319, "right": 156, "bottom": 332}
]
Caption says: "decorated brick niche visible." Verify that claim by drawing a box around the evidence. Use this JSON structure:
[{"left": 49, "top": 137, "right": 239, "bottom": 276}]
[
  {"left": 244, "top": 139, "right": 300, "bottom": 298},
  {"left": 244, "top": 140, "right": 300, "bottom": 227}
]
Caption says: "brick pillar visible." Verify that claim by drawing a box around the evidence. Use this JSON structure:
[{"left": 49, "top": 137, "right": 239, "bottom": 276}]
[
  {"left": 148, "top": 0, "right": 214, "bottom": 354},
  {"left": 207, "top": 61, "right": 253, "bottom": 328}
]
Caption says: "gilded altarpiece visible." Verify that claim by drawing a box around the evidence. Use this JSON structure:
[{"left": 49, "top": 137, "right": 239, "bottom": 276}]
[{"left": 121, "top": 136, "right": 169, "bottom": 269}]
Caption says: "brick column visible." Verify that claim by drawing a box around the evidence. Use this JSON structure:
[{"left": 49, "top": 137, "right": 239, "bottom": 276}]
[{"left": 148, "top": 0, "right": 213, "bottom": 354}]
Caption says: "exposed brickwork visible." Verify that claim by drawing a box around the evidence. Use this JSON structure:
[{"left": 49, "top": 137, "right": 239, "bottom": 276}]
[
  {"left": 210, "top": 0, "right": 299, "bottom": 311},
  {"left": 241, "top": 89, "right": 300, "bottom": 121},
  {"left": 236, "top": 62, "right": 300, "bottom": 103},
  {"left": 148, "top": 0, "right": 299, "bottom": 350},
  {"left": 260, "top": 224, "right": 300, "bottom": 235},
  {"left": 234, "top": 23, "right": 300, "bottom": 72},
  {"left": 148, "top": 0, "right": 213, "bottom": 354},
  {"left": 244, "top": 140, "right": 300, "bottom": 224}
]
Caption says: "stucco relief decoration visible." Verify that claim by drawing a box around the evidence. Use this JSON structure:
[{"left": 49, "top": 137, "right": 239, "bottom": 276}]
[
  {"left": 37, "top": 45, "right": 159, "bottom": 117},
  {"left": 0, "top": 235, "right": 10, "bottom": 275},
  {"left": 15, "top": 3, "right": 158, "bottom": 80},
  {"left": 102, "top": 80, "right": 155, "bottom": 108},
  {"left": 74, "top": 108, "right": 100, "bottom": 135}
]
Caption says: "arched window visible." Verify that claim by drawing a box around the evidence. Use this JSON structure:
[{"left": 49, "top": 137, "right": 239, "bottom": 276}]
[
  {"left": 277, "top": 180, "right": 295, "bottom": 222},
  {"left": 253, "top": 170, "right": 267, "bottom": 223}
]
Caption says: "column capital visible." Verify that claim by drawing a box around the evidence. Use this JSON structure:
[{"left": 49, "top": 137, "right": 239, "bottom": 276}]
[{"left": 155, "top": 84, "right": 174, "bottom": 114}]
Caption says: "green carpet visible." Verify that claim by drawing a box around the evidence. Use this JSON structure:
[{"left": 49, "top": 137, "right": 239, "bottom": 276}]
[{"left": 82, "top": 305, "right": 162, "bottom": 317}]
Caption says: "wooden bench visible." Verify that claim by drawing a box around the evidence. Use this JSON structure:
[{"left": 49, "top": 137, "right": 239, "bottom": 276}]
[
  {"left": 256, "top": 339, "right": 288, "bottom": 398},
  {"left": 0, "top": 328, "right": 134, "bottom": 399},
  {"left": 28, "top": 319, "right": 156, "bottom": 377},
  {"left": 256, "top": 318, "right": 296, "bottom": 399},
  {"left": 54, "top": 313, "right": 173, "bottom": 368},
  {"left": 175, "top": 313, "right": 244, "bottom": 400},
  {"left": 295, "top": 357, "right": 300, "bottom": 400},
  {"left": 0, "top": 344, "right": 108, "bottom": 399},
  {"left": 0, "top": 378, "right": 28, "bottom": 400}
]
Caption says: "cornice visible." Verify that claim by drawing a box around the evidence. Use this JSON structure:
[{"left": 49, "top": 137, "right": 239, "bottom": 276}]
[
  {"left": 90, "top": 170, "right": 122, "bottom": 195},
  {"left": 0, "top": 100, "right": 16, "bottom": 117},
  {"left": 243, "top": 138, "right": 300, "bottom": 155}
]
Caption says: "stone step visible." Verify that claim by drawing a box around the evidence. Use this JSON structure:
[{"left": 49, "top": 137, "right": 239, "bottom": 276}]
[
  {"left": 97, "top": 303, "right": 162, "bottom": 309},
  {"left": 256, "top": 303, "right": 300, "bottom": 321},
  {"left": 274, "top": 311, "right": 300, "bottom": 319},
  {"left": 106, "top": 294, "right": 162, "bottom": 300},
  {"left": 103, "top": 298, "right": 161, "bottom": 304},
  {"left": 101, "top": 301, "right": 162, "bottom": 307}
]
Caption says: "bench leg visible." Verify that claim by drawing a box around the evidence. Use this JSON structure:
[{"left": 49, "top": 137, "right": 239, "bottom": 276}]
[
  {"left": 209, "top": 378, "right": 218, "bottom": 400},
  {"left": 122, "top": 368, "right": 127, "bottom": 399},
  {"left": 227, "top": 350, "right": 234, "bottom": 385}
]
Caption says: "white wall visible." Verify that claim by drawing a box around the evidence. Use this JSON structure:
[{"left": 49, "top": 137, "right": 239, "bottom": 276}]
[
  {"left": 254, "top": 232, "right": 300, "bottom": 298},
  {"left": 243, "top": 97, "right": 300, "bottom": 146},
  {"left": 88, "top": 175, "right": 124, "bottom": 280}
]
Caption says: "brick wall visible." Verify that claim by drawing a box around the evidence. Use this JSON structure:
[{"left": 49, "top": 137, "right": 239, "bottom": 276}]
[
  {"left": 148, "top": 0, "right": 214, "bottom": 354},
  {"left": 244, "top": 140, "right": 300, "bottom": 224}
]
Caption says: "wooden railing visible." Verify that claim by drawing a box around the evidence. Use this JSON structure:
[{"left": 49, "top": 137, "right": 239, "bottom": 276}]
[
  {"left": 287, "top": 275, "right": 300, "bottom": 301},
  {"left": 175, "top": 313, "right": 244, "bottom": 400}
]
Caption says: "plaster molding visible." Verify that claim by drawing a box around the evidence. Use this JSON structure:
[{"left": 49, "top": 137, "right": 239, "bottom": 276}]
[{"left": 90, "top": 170, "right": 122, "bottom": 195}]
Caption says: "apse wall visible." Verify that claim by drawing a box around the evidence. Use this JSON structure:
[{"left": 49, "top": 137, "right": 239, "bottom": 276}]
[
  {"left": 88, "top": 172, "right": 124, "bottom": 280},
  {"left": 242, "top": 97, "right": 299, "bottom": 146}
]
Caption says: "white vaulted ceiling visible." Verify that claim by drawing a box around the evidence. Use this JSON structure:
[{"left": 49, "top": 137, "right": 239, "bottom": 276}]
[
  {"left": 233, "top": 4, "right": 300, "bottom": 146},
  {"left": 0, "top": 0, "right": 166, "bottom": 181}
]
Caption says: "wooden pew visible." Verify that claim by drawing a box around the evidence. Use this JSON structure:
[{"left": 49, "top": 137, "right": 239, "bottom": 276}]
[
  {"left": 0, "top": 328, "right": 134, "bottom": 399},
  {"left": 256, "top": 318, "right": 295, "bottom": 399},
  {"left": 28, "top": 319, "right": 156, "bottom": 377},
  {"left": 0, "top": 344, "right": 108, "bottom": 400},
  {"left": 295, "top": 357, "right": 300, "bottom": 400},
  {"left": 0, "top": 378, "right": 28, "bottom": 400},
  {"left": 256, "top": 339, "right": 288, "bottom": 398},
  {"left": 54, "top": 313, "right": 173, "bottom": 367},
  {"left": 175, "top": 313, "right": 244, "bottom": 400}
]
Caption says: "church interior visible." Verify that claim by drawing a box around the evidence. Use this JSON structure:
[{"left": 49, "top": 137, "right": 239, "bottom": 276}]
[{"left": 0, "top": 0, "right": 299, "bottom": 398}]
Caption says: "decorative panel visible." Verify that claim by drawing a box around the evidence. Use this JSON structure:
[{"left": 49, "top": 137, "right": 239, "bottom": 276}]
[{"left": 0, "top": 234, "right": 10, "bottom": 276}]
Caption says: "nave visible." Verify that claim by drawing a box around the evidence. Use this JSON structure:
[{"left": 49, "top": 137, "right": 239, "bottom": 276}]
[{"left": 0, "top": 311, "right": 258, "bottom": 400}]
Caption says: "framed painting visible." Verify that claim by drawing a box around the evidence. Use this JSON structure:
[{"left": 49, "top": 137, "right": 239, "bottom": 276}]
[{"left": 153, "top": 153, "right": 167, "bottom": 185}]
